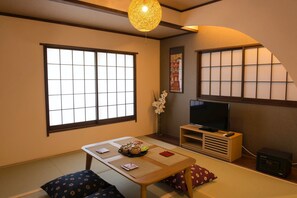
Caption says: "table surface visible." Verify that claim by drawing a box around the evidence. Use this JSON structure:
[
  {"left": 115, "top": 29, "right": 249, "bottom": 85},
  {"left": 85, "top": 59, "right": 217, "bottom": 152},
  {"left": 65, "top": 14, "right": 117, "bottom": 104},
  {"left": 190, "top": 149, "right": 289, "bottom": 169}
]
[{"left": 81, "top": 136, "right": 196, "bottom": 186}]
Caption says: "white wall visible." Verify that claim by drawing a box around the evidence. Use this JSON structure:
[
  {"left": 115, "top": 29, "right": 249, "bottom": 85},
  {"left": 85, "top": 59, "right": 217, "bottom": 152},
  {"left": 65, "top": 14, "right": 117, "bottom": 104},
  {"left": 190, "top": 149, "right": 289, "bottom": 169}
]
[
  {"left": 0, "top": 16, "right": 160, "bottom": 166},
  {"left": 182, "top": 0, "right": 297, "bottom": 83}
]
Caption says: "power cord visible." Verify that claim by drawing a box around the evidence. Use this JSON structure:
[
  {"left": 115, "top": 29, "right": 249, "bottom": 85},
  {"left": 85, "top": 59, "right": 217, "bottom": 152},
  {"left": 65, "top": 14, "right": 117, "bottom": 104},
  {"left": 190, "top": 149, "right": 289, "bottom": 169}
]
[
  {"left": 242, "top": 145, "right": 297, "bottom": 166},
  {"left": 242, "top": 145, "right": 257, "bottom": 158}
]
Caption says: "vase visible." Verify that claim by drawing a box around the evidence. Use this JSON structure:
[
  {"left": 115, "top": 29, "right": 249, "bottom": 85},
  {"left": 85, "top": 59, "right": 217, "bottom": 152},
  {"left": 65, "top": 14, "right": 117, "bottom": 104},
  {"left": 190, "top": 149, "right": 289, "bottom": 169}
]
[{"left": 156, "top": 114, "right": 162, "bottom": 136}]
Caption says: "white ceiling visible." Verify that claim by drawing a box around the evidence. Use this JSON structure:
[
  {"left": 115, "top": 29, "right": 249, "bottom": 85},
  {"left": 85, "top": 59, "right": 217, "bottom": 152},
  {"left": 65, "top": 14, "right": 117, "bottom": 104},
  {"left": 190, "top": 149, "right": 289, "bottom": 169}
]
[
  {"left": 0, "top": 0, "right": 221, "bottom": 40},
  {"left": 160, "top": 0, "right": 220, "bottom": 11}
]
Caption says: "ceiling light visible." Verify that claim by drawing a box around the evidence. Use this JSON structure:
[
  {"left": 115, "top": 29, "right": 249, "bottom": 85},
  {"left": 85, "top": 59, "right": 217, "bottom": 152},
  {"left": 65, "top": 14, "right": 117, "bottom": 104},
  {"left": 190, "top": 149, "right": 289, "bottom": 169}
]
[
  {"left": 181, "top": 26, "right": 199, "bottom": 32},
  {"left": 128, "top": 0, "right": 162, "bottom": 32}
]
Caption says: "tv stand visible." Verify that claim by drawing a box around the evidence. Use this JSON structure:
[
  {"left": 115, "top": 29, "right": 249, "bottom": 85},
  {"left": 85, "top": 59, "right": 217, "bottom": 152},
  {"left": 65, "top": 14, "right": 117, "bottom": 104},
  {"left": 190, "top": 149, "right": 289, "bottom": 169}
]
[
  {"left": 180, "top": 124, "right": 243, "bottom": 162},
  {"left": 199, "top": 126, "right": 218, "bottom": 132}
]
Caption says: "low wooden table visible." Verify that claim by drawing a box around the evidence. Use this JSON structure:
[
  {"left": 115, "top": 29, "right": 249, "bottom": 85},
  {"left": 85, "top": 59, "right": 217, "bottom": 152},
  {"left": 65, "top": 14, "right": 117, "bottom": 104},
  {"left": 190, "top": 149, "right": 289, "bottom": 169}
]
[{"left": 82, "top": 136, "right": 196, "bottom": 198}]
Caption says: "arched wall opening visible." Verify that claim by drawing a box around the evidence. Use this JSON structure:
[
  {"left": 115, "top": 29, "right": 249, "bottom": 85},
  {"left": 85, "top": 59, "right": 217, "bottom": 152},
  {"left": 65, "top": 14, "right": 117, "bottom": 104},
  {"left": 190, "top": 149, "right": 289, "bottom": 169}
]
[
  {"left": 160, "top": 25, "right": 297, "bottom": 161},
  {"left": 181, "top": 0, "right": 297, "bottom": 84}
]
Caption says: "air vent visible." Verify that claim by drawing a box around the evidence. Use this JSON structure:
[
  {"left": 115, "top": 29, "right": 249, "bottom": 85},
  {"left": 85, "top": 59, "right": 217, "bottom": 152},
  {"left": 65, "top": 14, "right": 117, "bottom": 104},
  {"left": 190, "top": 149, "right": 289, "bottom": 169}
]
[{"left": 204, "top": 135, "right": 228, "bottom": 155}]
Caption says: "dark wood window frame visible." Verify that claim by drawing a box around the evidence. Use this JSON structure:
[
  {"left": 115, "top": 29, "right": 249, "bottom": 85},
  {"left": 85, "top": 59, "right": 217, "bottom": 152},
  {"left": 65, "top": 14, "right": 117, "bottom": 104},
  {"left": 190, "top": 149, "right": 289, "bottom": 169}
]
[
  {"left": 197, "top": 44, "right": 297, "bottom": 107},
  {"left": 42, "top": 43, "right": 138, "bottom": 135}
]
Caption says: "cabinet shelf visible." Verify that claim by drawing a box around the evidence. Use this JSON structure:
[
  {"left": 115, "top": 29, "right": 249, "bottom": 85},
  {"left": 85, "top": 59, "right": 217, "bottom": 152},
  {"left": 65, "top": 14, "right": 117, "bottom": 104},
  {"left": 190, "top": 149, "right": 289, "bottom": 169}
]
[
  {"left": 180, "top": 124, "right": 243, "bottom": 162},
  {"left": 183, "top": 134, "right": 203, "bottom": 141},
  {"left": 181, "top": 142, "right": 202, "bottom": 151}
]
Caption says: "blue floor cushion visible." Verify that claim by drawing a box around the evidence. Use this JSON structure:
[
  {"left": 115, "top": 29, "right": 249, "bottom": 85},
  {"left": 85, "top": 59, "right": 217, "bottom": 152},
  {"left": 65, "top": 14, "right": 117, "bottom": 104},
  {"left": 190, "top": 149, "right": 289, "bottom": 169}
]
[
  {"left": 41, "top": 170, "right": 111, "bottom": 198},
  {"left": 85, "top": 185, "right": 125, "bottom": 198}
]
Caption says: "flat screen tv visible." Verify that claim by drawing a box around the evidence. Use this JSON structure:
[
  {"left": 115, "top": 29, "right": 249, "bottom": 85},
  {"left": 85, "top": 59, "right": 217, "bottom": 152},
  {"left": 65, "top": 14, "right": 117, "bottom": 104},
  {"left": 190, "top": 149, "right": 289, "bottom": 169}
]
[{"left": 190, "top": 100, "right": 230, "bottom": 132}]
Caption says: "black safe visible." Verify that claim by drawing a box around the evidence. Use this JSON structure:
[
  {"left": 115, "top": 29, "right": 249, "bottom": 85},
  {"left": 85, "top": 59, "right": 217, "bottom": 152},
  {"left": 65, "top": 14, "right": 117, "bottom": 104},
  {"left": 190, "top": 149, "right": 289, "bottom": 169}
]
[{"left": 256, "top": 148, "right": 292, "bottom": 178}]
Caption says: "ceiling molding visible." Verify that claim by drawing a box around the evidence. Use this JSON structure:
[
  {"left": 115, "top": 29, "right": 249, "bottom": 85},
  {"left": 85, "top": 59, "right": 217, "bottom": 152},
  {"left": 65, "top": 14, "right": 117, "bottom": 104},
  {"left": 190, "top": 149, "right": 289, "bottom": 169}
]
[
  {"left": 160, "top": 32, "right": 196, "bottom": 40},
  {"left": 56, "top": 0, "right": 222, "bottom": 14},
  {"left": 0, "top": 12, "right": 161, "bottom": 40},
  {"left": 51, "top": 0, "right": 127, "bottom": 17},
  {"left": 1, "top": 0, "right": 217, "bottom": 40},
  {"left": 161, "top": 0, "right": 222, "bottom": 12},
  {"left": 52, "top": 0, "right": 194, "bottom": 33},
  {"left": 180, "top": 0, "right": 222, "bottom": 12}
]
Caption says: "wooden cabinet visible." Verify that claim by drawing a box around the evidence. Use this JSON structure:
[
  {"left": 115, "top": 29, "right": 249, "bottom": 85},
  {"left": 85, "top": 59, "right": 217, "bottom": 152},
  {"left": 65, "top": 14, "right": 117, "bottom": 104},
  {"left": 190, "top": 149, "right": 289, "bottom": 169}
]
[{"left": 180, "top": 124, "right": 243, "bottom": 162}]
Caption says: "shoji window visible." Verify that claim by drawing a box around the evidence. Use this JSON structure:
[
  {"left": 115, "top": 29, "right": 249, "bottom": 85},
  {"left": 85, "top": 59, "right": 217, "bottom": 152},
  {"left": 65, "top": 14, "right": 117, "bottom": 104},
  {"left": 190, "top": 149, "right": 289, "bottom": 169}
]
[
  {"left": 200, "top": 49, "right": 243, "bottom": 97},
  {"left": 198, "top": 45, "right": 297, "bottom": 107},
  {"left": 43, "top": 44, "right": 137, "bottom": 134}
]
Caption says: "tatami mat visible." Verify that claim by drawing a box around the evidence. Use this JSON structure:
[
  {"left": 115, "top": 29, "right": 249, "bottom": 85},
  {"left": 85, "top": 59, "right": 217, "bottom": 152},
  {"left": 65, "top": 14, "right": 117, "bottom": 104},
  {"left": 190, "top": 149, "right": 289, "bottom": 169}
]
[
  {"left": 0, "top": 151, "right": 110, "bottom": 198},
  {"left": 1, "top": 136, "right": 297, "bottom": 198},
  {"left": 172, "top": 147, "right": 297, "bottom": 198}
]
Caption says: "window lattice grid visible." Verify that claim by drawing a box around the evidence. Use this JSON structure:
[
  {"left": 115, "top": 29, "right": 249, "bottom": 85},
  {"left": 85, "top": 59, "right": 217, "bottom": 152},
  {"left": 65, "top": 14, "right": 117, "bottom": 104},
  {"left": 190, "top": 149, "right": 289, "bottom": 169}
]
[
  {"left": 198, "top": 45, "right": 297, "bottom": 106},
  {"left": 200, "top": 49, "right": 243, "bottom": 97},
  {"left": 45, "top": 46, "right": 136, "bottom": 132},
  {"left": 243, "top": 46, "right": 296, "bottom": 101},
  {"left": 47, "top": 48, "right": 97, "bottom": 126},
  {"left": 97, "top": 53, "right": 134, "bottom": 120}
]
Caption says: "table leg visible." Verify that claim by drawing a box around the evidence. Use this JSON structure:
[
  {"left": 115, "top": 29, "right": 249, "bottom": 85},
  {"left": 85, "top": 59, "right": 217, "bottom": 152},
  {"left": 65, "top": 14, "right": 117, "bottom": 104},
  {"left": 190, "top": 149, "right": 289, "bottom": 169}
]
[
  {"left": 184, "top": 167, "right": 193, "bottom": 198},
  {"left": 140, "top": 185, "right": 147, "bottom": 198},
  {"left": 85, "top": 153, "right": 92, "bottom": 170}
]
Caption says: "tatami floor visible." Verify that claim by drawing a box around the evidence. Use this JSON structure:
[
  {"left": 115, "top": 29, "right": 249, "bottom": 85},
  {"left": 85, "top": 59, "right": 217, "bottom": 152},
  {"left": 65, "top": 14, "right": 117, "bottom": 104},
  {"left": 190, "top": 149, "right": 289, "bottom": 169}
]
[
  {"left": 1, "top": 136, "right": 297, "bottom": 198},
  {"left": 0, "top": 150, "right": 107, "bottom": 198},
  {"left": 149, "top": 134, "right": 297, "bottom": 184},
  {"left": 0, "top": 137, "right": 177, "bottom": 198}
]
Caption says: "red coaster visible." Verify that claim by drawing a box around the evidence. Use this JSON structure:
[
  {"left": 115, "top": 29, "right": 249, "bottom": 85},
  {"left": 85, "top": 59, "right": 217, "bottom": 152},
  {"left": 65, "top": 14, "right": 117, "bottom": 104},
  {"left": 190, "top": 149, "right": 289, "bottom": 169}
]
[{"left": 159, "top": 151, "right": 174, "bottom": 157}]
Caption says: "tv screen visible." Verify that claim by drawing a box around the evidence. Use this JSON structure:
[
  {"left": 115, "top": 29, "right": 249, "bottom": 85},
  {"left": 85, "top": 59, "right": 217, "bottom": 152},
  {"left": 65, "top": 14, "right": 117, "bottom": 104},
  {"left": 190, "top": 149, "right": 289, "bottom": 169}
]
[{"left": 190, "top": 100, "right": 229, "bottom": 132}]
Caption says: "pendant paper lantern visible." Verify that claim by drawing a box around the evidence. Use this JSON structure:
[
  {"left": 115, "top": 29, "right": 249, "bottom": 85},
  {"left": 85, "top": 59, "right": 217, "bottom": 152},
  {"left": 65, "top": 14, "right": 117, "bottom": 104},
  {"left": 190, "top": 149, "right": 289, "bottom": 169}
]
[{"left": 128, "top": 0, "right": 162, "bottom": 32}]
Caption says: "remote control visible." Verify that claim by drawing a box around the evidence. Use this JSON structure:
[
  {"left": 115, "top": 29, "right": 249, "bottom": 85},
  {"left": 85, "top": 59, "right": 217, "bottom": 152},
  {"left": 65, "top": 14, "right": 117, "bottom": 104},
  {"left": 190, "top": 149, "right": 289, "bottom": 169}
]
[{"left": 225, "top": 132, "right": 235, "bottom": 137}]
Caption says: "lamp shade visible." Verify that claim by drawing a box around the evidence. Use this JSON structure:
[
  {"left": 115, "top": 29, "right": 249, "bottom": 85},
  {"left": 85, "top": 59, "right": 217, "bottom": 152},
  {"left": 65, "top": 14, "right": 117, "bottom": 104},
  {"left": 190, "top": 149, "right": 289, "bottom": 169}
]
[{"left": 128, "top": 0, "right": 162, "bottom": 32}]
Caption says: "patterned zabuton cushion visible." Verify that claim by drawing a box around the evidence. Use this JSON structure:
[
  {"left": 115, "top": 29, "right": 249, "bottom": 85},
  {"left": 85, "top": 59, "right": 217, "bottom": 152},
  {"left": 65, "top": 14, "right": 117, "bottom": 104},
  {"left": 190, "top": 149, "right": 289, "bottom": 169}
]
[
  {"left": 41, "top": 170, "right": 111, "bottom": 198},
  {"left": 162, "top": 164, "right": 217, "bottom": 192},
  {"left": 85, "top": 185, "right": 125, "bottom": 198}
]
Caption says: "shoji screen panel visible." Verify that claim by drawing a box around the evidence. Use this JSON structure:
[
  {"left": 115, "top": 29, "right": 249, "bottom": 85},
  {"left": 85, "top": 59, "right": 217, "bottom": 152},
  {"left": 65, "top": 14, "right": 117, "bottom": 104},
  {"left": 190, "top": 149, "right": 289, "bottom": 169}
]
[
  {"left": 210, "top": 52, "right": 220, "bottom": 96},
  {"left": 201, "top": 53, "right": 210, "bottom": 95},
  {"left": 243, "top": 46, "right": 297, "bottom": 101},
  {"left": 198, "top": 45, "right": 297, "bottom": 107},
  {"left": 200, "top": 49, "right": 243, "bottom": 98},
  {"left": 257, "top": 48, "right": 271, "bottom": 99}
]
